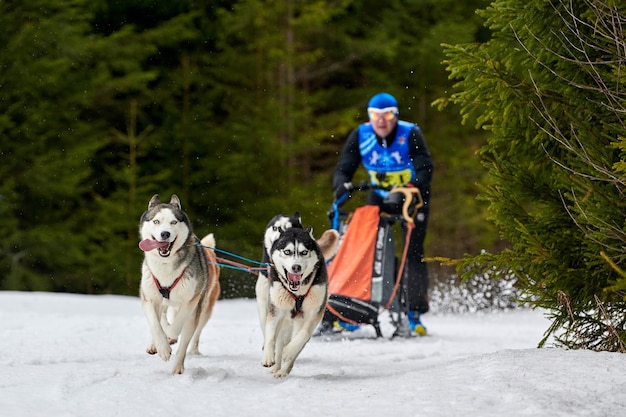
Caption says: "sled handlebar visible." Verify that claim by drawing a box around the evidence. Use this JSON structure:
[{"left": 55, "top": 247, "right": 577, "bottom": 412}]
[
  {"left": 329, "top": 182, "right": 424, "bottom": 229},
  {"left": 332, "top": 181, "right": 377, "bottom": 207},
  {"left": 389, "top": 186, "right": 424, "bottom": 224}
]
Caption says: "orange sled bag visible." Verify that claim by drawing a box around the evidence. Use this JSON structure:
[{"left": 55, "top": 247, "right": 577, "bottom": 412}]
[{"left": 325, "top": 205, "right": 398, "bottom": 334}]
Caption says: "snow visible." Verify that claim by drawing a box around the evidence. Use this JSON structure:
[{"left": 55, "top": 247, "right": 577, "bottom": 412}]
[{"left": 1, "top": 291, "right": 625, "bottom": 417}]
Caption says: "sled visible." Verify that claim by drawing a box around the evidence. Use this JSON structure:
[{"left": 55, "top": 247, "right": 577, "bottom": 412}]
[{"left": 321, "top": 183, "right": 423, "bottom": 339}]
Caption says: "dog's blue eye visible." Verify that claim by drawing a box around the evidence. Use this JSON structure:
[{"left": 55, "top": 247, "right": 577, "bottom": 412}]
[
  {"left": 153, "top": 220, "right": 160, "bottom": 225},
  {"left": 283, "top": 249, "right": 292, "bottom": 256},
  {"left": 272, "top": 226, "right": 279, "bottom": 231},
  {"left": 300, "top": 250, "right": 308, "bottom": 256},
  {"left": 171, "top": 220, "right": 177, "bottom": 225}
]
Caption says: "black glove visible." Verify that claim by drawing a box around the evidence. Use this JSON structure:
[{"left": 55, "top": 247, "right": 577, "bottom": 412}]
[
  {"left": 334, "top": 182, "right": 353, "bottom": 200},
  {"left": 381, "top": 191, "right": 405, "bottom": 214}
]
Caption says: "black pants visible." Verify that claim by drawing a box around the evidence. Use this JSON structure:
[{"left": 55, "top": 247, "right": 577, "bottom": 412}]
[
  {"left": 368, "top": 191, "right": 430, "bottom": 314},
  {"left": 404, "top": 204, "right": 430, "bottom": 313}
]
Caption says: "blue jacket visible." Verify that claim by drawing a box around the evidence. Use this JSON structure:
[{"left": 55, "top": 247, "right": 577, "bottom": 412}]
[
  {"left": 334, "top": 121, "right": 433, "bottom": 202},
  {"left": 358, "top": 121, "right": 416, "bottom": 197}
]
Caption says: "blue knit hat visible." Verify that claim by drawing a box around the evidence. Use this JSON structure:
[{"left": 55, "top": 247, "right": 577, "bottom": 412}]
[{"left": 368, "top": 92, "right": 398, "bottom": 111}]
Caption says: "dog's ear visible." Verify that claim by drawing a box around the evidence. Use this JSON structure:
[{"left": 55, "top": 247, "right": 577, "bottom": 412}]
[
  {"left": 170, "top": 194, "right": 181, "bottom": 209},
  {"left": 306, "top": 226, "right": 314, "bottom": 239},
  {"left": 294, "top": 212, "right": 303, "bottom": 228},
  {"left": 148, "top": 194, "right": 160, "bottom": 209},
  {"left": 317, "top": 229, "right": 340, "bottom": 260}
]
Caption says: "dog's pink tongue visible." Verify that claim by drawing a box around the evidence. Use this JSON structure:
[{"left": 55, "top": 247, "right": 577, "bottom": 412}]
[
  {"left": 287, "top": 272, "right": 302, "bottom": 284},
  {"left": 139, "top": 239, "right": 170, "bottom": 252}
]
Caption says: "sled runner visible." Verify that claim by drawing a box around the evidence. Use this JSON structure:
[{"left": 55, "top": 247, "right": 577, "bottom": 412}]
[{"left": 319, "top": 182, "right": 423, "bottom": 339}]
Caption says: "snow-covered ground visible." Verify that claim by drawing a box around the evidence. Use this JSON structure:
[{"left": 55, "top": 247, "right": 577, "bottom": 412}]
[{"left": 1, "top": 291, "right": 625, "bottom": 417}]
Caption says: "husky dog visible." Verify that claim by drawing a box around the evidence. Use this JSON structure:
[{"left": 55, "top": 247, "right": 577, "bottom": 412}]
[
  {"left": 138, "top": 194, "right": 220, "bottom": 375},
  {"left": 255, "top": 214, "right": 339, "bottom": 342},
  {"left": 261, "top": 227, "right": 329, "bottom": 377},
  {"left": 255, "top": 213, "right": 303, "bottom": 335}
]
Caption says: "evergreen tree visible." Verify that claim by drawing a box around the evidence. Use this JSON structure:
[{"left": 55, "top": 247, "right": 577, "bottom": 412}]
[
  {"left": 87, "top": 1, "right": 212, "bottom": 293},
  {"left": 382, "top": 0, "right": 497, "bottom": 264},
  {"left": 440, "top": 0, "right": 626, "bottom": 351},
  {"left": 0, "top": 0, "right": 106, "bottom": 291},
  {"left": 0, "top": 0, "right": 210, "bottom": 293},
  {"left": 0, "top": 0, "right": 500, "bottom": 299}
]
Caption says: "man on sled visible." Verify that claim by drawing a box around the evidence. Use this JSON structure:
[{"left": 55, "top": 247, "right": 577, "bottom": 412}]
[{"left": 322, "top": 92, "right": 433, "bottom": 337}]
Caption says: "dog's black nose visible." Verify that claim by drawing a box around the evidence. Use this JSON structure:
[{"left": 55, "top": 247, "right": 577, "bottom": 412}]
[
  {"left": 291, "top": 264, "right": 302, "bottom": 273},
  {"left": 161, "top": 231, "right": 170, "bottom": 240}
]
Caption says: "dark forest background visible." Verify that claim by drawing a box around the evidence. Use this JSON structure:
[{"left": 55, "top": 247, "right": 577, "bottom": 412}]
[{"left": 0, "top": 0, "right": 498, "bottom": 297}]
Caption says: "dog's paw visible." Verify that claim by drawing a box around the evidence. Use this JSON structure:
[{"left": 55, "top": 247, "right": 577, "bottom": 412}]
[
  {"left": 164, "top": 326, "right": 179, "bottom": 342},
  {"left": 261, "top": 347, "right": 275, "bottom": 367},
  {"left": 261, "top": 356, "right": 275, "bottom": 368},
  {"left": 146, "top": 343, "right": 157, "bottom": 355},
  {"left": 273, "top": 368, "right": 290, "bottom": 378},
  {"left": 171, "top": 364, "right": 185, "bottom": 375},
  {"left": 158, "top": 346, "right": 172, "bottom": 362},
  {"left": 152, "top": 339, "right": 172, "bottom": 361},
  {"left": 146, "top": 340, "right": 172, "bottom": 361}
]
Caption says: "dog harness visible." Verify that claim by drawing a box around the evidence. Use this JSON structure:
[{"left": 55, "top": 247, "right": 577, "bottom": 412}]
[
  {"left": 287, "top": 285, "right": 313, "bottom": 318},
  {"left": 151, "top": 268, "right": 186, "bottom": 299}
]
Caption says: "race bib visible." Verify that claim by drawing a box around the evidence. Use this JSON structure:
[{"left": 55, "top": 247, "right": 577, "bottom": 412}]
[{"left": 368, "top": 168, "right": 413, "bottom": 188}]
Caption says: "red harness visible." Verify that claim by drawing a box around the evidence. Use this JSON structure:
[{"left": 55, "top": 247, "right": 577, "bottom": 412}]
[
  {"left": 285, "top": 285, "right": 313, "bottom": 318},
  {"left": 152, "top": 268, "right": 186, "bottom": 299}
]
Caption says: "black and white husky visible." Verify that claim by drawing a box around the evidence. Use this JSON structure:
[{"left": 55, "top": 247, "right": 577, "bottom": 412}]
[
  {"left": 261, "top": 227, "right": 329, "bottom": 377},
  {"left": 138, "top": 194, "right": 220, "bottom": 374},
  {"left": 255, "top": 213, "right": 304, "bottom": 336},
  {"left": 255, "top": 214, "right": 339, "bottom": 345}
]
